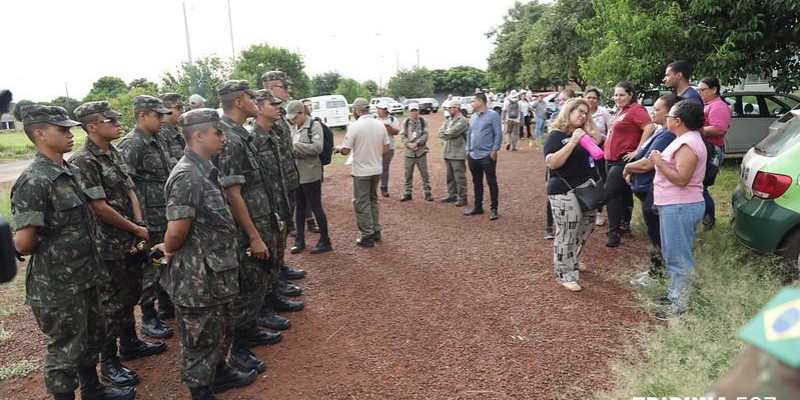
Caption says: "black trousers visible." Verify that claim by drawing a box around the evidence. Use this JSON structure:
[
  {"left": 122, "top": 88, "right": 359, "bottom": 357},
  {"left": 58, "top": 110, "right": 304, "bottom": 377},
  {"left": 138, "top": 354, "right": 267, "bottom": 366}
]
[
  {"left": 520, "top": 115, "right": 532, "bottom": 138},
  {"left": 294, "top": 179, "right": 329, "bottom": 242},
  {"left": 604, "top": 161, "right": 633, "bottom": 232},
  {"left": 634, "top": 190, "right": 660, "bottom": 248},
  {"left": 468, "top": 154, "right": 499, "bottom": 211}
]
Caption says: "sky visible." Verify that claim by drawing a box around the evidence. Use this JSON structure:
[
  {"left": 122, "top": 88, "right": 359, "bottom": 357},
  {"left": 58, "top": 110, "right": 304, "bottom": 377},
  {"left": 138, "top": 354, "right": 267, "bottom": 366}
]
[{"left": 4, "top": 0, "right": 524, "bottom": 102}]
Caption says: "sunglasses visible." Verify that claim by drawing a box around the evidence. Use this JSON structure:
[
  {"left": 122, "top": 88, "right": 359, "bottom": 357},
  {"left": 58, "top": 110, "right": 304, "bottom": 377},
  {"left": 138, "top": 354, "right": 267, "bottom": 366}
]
[{"left": 98, "top": 117, "right": 119, "bottom": 125}]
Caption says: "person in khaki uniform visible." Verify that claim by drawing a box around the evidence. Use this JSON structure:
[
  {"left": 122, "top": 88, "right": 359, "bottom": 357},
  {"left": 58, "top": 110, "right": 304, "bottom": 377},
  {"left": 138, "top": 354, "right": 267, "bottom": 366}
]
[
  {"left": 399, "top": 103, "right": 433, "bottom": 202},
  {"left": 438, "top": 99, "right": 469, "bottom": 206}
]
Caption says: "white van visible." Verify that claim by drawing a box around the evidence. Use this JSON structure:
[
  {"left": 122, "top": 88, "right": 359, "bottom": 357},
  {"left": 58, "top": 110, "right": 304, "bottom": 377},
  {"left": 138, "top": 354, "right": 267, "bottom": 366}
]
[{"left": 307, "top": 95, "right": 350, "bottom": 128}]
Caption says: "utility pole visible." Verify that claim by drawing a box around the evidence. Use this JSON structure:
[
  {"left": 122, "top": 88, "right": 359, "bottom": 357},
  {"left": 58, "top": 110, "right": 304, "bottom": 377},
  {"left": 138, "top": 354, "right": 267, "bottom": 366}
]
[
  {"left": 416, "top": 49, "right": 419, "bottom": 69},
  {"left": 64, "top": 83, "right": 70, "bottom": 99},
  {"left": 183, "top": 2, "right": 192, "bottom": 63},
  {"left": 227, "top": 0, "right": 236, "bottom": 64},
  {"left": 396, "top": 52, "right": 399, "bottom": 72}
]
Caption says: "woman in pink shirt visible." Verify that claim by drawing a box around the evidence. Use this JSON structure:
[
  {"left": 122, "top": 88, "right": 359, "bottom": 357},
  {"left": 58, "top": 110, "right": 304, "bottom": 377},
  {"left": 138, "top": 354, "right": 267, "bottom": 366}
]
[
  {"left": 649, "top": 100, "right": 707, "bottom": 320},
  {"left": 698, "top": 76, "right": 731, "bottom": 230}
]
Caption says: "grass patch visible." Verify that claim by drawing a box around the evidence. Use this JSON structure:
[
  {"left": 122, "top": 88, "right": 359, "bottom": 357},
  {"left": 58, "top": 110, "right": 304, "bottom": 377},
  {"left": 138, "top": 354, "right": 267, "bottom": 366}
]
[
  {"left": 598, "top": 161, "right": 791, "bottom": 398},
  {"left": 0, "top": 129, "right": 87, "bottom": 162},
  {"left": 0, "top": 182, "right": 10, "bottom": 228},
  {"left": 0, "top": 360, "right": 36, "bottom": 380}
]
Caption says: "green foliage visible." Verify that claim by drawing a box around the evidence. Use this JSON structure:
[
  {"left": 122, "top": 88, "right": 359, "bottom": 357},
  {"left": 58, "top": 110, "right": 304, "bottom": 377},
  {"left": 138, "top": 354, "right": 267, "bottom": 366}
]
[
  {"left": 334, "top": 79, "right": 370, "bottom": 103},
  {"left": 109, "top": 88, "right": 158, "bottom": 132},
  {"left": 486, "top": 1, "right": 548, "bottom": 91},
  {"left": 161, "top": 56, "right": 232, "bottom": 109},
  {"left": 12, "top": 100, "right": 34, "bottom": 121},
  {"left": 49, "top": 96, "right": 81, "bottom": 119},
  {"left": 311, "top": 71, "right": 342, "bottom": 96},
  {"left": 231, "top": 43, "right": 311, "bottom": 99},
  {"left": 128, "top": 78, "right": 159, "bottom": 92},
  {"left": 387, "top": 68, "right": 434, "bottom": 99},
  {"left": 362, "top": 80, "right": 380, "bottom": 97},
  {"left": 0, "top": 360, "right": 36, "bottom": 380},
  {"left": 431, "top": 66, "right": 488, "bottom": 95},
  {"left": 83, "top": 76, "right": 129, "bottom": 102}
]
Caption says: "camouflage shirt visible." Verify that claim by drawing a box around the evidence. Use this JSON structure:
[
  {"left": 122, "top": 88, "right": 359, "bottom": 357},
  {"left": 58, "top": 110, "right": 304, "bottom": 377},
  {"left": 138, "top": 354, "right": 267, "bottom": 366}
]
[
  {"left": 216, "top": 116, "right": 278, "bottom": 244},
  {"left": 275, "top": 115, "right": 300, "bottom": 190},
  {"left": 11, "top": 153, "right": 103, "bottom": 306},
  {"left": 69, "top": 138, "right": 138, "bottom": 260},
  {"left": 161, "top": 149, "right": 239, "bottom": 308},
  {"left": 252, "top": 122, "right": 292, "bottom": 222},
  {"left": 160, "top": 123, "right": 185, "bottom": 168},
  {"left": 117, "top": 126, "right": 172, "bottom": 238}
]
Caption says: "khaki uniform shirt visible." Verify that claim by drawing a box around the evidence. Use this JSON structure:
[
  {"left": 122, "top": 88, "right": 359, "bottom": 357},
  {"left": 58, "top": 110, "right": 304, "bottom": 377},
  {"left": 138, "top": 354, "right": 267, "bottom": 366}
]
[
  {"left": 438, "top": 114, "right": 468, "bottom": 160},
  {"left": 400, "top": 117, "right": 429, "bottom": 158}
]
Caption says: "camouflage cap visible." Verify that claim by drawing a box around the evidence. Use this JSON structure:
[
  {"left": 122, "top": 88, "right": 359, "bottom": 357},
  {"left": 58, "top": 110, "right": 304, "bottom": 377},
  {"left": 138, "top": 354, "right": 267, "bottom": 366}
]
[
  {"left": 253, "top": 89, "right": 282, "bottom": 104},
  {"left": 178, "top": 108, "right": 225, "bottom": 132},
  {"left": 261, "top": 70, "right": 293, "bottom": 86},
  {"left": 73, "top": 101, "right": 121, "bottom": 122},
  {"left": 285, "top": 100, "right": 306, "bottom": 120},
  {"left": 159, "top": 93, "right": 185, "bottom": 109},
  {"left": 352, "top": 98, "right": 369, "bottom": 111},
  {"left": 133, "top": 95, "right": 172, "bottom": 114},
  {"left": 217, "top": 80, "right": 255, "bottom": 97},
  {"left": 22, "top": 105, "right": 81, "bottom": 127}
]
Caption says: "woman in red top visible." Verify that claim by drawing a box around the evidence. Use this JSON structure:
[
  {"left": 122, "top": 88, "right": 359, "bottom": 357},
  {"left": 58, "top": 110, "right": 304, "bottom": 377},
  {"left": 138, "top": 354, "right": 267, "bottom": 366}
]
[{"left": 604, "top": 81, "right": 655, "bottom": 247}]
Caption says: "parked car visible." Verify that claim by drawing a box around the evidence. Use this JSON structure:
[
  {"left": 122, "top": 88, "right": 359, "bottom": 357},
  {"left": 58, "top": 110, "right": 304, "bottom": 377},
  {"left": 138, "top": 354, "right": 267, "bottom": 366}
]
[
  {"left": 369, "top": 97, "right": 404, "bottom": 114},
  {"left": 542, "top": 91, "right": 584, "bottom": 118},
  {"left": 732, "top": 111, "right": 800, "bottom": 266},
  {"left": 459, "top": 95, "right": 475, "bottom": 117},
  {"left": 416, "top": 97, "right": 439, "bottom": 114},
  {"left": 720, "top": 91, "right": 800, "bottom": 154}
]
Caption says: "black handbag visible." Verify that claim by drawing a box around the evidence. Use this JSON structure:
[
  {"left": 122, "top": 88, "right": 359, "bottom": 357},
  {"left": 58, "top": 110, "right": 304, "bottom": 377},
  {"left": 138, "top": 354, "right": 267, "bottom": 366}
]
[{"left": 553, "top": 169, "right": 608, "bottom": 212}]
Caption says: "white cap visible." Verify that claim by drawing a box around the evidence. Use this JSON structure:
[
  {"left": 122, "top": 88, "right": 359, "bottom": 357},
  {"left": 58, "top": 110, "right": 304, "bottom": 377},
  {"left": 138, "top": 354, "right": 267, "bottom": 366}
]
[
  {"left": 376, "top": 102, "right": 389, "bottom": 110},
  {"left": 509, "top": 90, "right": 518, "bottom": 98},
  {"left": 189, "top": 94, "right": 206, "bottom": 106},
  {"left": 408, "top": 103, "right": 420, "bottom": 110}
]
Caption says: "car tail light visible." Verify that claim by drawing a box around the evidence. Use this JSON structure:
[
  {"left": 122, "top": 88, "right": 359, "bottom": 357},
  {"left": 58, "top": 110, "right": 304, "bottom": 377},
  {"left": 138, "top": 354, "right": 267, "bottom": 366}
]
[{"left": 752, "top": 171, "right": 792, "bottom": 199}]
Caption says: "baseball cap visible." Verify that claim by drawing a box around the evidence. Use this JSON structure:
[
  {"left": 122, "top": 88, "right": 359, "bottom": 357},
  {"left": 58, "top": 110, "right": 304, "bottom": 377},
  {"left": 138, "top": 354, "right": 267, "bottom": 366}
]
[
  {"left": 73, "top": 101, "right": 121, "bottom": 122},
  {"left": 217, "top": 80, "right": 255, "bottom": 97},
  {"left": 449, "top": 100, "right": 462, "bottom": 108},
  {"left": 376, "top": 102, "right": 389, "bottom": 110},
  {"left": 133, "top": 95, "right": 172, "bottom": 114},
  {"left": 408, "top": 103, "right": 420, "bottom": 111},
  {"left": 22, "top": 105, "right": 81, "bottom": 127},
  {"left": 285, "top": 100, "right": 305, "bottom": 120},
  {"left": 189, "top": 94, "right": 206, "bottom": 107},
  {"left": 261, "top": 70, "right": 293, "bottom": 86},
  {"left": 178, "top": 108, "right": 225, "bottom": 131},
  {"left": 352, "top": 98, "right": 369, "bottom": 111},
  {"left": 509, "top": 90, "right": 519, "bottom": 98},
  {"left": 159, "top": 93, "right": 185, "bottom": 109},
  {"left": 253, "top": 89, "right": 282, "bottom": 104}
]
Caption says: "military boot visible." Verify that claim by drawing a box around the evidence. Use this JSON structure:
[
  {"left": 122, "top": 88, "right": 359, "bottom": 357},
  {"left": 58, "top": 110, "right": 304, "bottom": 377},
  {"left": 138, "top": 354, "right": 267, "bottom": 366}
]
[
  {"left": 211, "top": 362, "right": 257, "bottom": 393},
  {"left": 119, "top": 323, "right": 166, "bottom": 361},
  {"left": 156, "top": 291, "right": 175, "bottom": 320},
  {"left": 281, "top": 263, "right": 306, "bottom": 280},
  {"left": 140, "top": 303, "right": 173, "bottom": 339},
  {"left": 275, "top": 278, "right": 302, "bottom": 297},
  {"left": 269, "top": 291, "right": 305, "bottom": 312},
  {"left": 243, "top": 324, "right": 282, "bottom": 347},
  {"left": 256, "top": 302, "right": 291, "bottom": 331},
  {"left": 100, "top": 343, "right": 140, "bottom": 387},
  {"left": 189, "top": 387, "right": 216, "bottom": 400},
  {"left": 78, "top": 366, "right": 136, "bottom": 400},
  {"left": 229, "top": 333, "right": 266, "bottom": 373}
]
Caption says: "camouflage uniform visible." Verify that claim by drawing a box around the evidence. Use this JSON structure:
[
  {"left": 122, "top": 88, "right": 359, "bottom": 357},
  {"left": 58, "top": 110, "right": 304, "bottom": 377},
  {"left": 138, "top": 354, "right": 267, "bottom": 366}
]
[
  {"left": 214, "top": 81, "right": 278, "bottom": 335},
  {"left": 162, "top": 109, "right": 239, "bottom": 388},
  {"left": 11, "top": 106, "right": 106, "bottom": 394},
  {"left": 159, "top": 93, "right": 186, "bottom": 167},
  {"left": 117, "top": 96, "right": 173, "bottom": 313},
  {"left": 68, "top": 102, "right": 142, "bottom": 361}
]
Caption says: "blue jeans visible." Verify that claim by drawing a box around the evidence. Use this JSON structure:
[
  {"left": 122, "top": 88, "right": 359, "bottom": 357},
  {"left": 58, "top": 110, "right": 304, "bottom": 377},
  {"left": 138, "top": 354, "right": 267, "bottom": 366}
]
[
  {"left": 658, "top": 202, "right": 704, "bottom": 312},
  {"left": 534, "top": 116, "right": 547, "bottom": 139}
]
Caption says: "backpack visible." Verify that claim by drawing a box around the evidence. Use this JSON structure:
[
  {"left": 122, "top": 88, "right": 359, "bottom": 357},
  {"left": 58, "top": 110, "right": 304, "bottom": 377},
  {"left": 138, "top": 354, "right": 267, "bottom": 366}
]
[
  {"left": 506, "top": 100, "right": 519, "bottom": 119},
  {"left": 404, "top": 117, "right": 426, "bottom": 138},
  {"left": 308, "top": 118, "right": 334, "bottom": 165},
  {"left": 702, "top": 135, "right": 722, "bottom": 187}
]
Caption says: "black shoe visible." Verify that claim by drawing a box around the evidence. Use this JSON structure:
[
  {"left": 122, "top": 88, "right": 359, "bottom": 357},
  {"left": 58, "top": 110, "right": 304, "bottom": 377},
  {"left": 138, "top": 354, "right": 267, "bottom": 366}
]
[
  {"left": 454, "top": 199, "right": 467, "bottom": 207},
  {"left": 438, "top": 196, "right": 456, "bottom": 203},
  {"left": 100, "top": 357, "right": 140, "bottom": 387},
  {"left": 230, "top": 346, "right": 266, "bottom": 373},
  {"left": 256, "top": 309, "right": 291, "bottom": 331},
  {"left": 119, "top": 338, "right": 167, "bottom": 361},
  {"left": 212, "top": 364, "right": 257, "bottom": 393},
  {"left": 245, "top": 328, "right": 283, "bottom": 347},
  {"left": 544, "top": 227, "right": 555, "bottom": 240},
  {"left": 276, "top": 279, "right": 303, "bottom": 297},
  {"left": 356, "top": 235, "right": 375, "bottom": 247},
  {"left": 309, "top": 239, "right": 332, "bottom": 254},
  {"left": 79, "top": 368, "right": 136, "bottom": 400},
  {"left": 281, "top": 264, "right": 306, "bottom": 280},
  {"left": 271, "top": 293, "right": 305, "bottom": 312},
  {"left": 381, "top": 188, "right": 389, "bottom": 197},
  {"left": 489, "top": 209, "right": 499, "bottom": 221},
  {"left": 189, "top": 386, "right": 216, "bottom": 400},
  {"left": 371, "top": 231, "right": 381, "bottom": 242},
  {"left": 399, "top": 194, "right": 412, "bottom": 202},
  {"left": 306, "top": 220, "right": 320, "bottom": 233},
  {"left": 463, "top": 207, "right": 484, "bottom": 216},
  {"left": 617, "top": 224, "right": 632, "bottom": 237},
  {"left": 157, "top": 307, "right": 174, "bottom": 321},
  {"left": 605, "top": 231, "right": 621, "bottom": 248},
  {"left": 290, "top": 241, "right": 305, "bottom": 254},
  {"left": 424, "top": 193, "right": 434, "bottom": 202},
  {"left": 140, "top": 316, "right": 173, "bottom": 339},
  {"left": 505, "top": 143, "right": 511, "bottom": 151}
]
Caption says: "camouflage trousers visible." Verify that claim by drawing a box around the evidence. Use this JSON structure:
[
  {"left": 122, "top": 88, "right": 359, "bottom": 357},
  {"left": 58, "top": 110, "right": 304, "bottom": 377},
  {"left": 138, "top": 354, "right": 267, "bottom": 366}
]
[
  {"left": 175, "top": 302, "right": 233, "bottom": 388},
  {"left": 31, "top": 287, "right": 104, "bottom": 394},
  {"left": 233, "top": 240, "right": 275, "bottom": 329},
  {"left": 99, "top": 257, "right": 142, "bottom": 350},
  {"left": 140, "top": 230, "right": 166, "bottom": 308}
]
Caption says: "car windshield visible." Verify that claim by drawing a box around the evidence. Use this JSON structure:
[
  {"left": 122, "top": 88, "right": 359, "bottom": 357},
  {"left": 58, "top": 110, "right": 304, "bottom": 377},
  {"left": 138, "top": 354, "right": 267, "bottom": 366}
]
[{"left": 755, "top": 118, "right": 800, "bottom": 157}]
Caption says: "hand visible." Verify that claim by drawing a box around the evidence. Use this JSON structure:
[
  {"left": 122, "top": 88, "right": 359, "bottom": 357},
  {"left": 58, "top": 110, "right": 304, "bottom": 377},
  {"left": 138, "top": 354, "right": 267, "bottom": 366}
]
[
  {"left": 570, "top": 129, "right": 586, "bottom": 144},
  {"left": 249, "top": 237, "right": 269, "bottom": 260},
  {"left": 135, "top": 226, "right": 149, "bottom": 240},
  {"left": 623, "top": 171, "right": 632, "bottom": 185},
  {"left": 410, "top": 143, "right": 418, "bottom": 151},
  {"left": 490, "top": 150, "right": 498, "bottom": 162},
  {"left": 622, "top": 151, "right": 637, "bottom": 162},
  {"left": 333, "top": 146, "right": 341, "bottom": 154},
  {"left": 648, "top": 150, "right": 662, "bottom": 164},
  {"left": 151, "top": 243, "right": 170, "bottom": 263}
]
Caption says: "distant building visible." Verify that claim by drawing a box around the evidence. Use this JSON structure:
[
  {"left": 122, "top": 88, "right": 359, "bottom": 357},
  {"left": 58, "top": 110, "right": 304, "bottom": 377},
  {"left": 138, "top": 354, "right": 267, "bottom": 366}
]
[{"left": 1, "top": 102, "right": 20, "bottom": 131}]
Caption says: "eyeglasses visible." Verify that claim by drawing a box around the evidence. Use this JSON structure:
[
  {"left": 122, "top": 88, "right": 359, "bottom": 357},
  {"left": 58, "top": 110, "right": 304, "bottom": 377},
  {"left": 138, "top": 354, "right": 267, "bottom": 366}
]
[
  {"left": 666, "top": 115, "right": 679, "bottom": 120},
  {"left": 697, "top": 88, "right": 710, "bottom": 93}
]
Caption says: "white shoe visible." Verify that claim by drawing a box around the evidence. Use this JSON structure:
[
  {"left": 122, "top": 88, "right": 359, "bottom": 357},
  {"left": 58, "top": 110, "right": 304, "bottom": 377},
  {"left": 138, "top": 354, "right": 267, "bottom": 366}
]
[
  {"left": 630, "top": 274, "right": 655, "bottom": 288},
  {"left": 561, "top": 281, "right": 582, "bottom": 292},
  {"left": 595, "top": 213, "right": 606, "bottom": 226},
  {"left": 578, "top": 262, "right": 587, "bottom": 272}
]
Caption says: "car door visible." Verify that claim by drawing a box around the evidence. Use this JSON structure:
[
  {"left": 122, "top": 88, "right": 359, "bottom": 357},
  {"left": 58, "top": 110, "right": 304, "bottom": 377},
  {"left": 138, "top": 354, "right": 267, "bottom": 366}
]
[{"left": 723, "top": 94, "right": 772, "bottom": 154}]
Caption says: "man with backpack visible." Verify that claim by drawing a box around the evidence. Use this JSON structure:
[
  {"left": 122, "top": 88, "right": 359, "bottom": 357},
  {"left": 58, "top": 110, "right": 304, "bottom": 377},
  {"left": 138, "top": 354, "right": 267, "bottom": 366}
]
[
  {"left": 399, "top": 103, "right": 433, "bottom": 202},
  {"left": 503, "top": 90, "right": 522, "bottom": 151}
]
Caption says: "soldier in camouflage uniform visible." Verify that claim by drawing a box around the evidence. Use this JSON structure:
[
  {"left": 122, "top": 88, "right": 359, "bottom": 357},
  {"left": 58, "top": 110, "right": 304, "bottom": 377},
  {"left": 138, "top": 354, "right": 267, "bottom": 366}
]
[
  {"left": 261, "top": 70, "right": 308, "bottom": 290},
  {"left": 117, "top": 95, "right": 174, "bottom": 340},
  {"left": 70, "top": 102, "right": 166, "bottom": 388},
  {"left": 159, "top": 108, "right": 257, "bottom": 400},
  {"left": 214, "top": 81, "right": 283, "bottom": 374},
  {"left": 251, "top": 89, "right": 304, "bottom": 328},
  {"left": 12, "top": 105, "right": 135, "bottom": 400}
]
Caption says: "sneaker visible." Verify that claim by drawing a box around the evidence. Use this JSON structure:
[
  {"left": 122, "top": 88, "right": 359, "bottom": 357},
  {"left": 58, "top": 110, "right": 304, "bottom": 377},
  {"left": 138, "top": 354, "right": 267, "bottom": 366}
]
[
  {"left": 544, "top": 227, "right": 555, "bottom": 240},
  {"left": 578, "top": 262, "right": 587, "bottom": 272},
  {"left": 561, "top": 281, "right": 582, "bottom": 292},
  {"left": 605, "top": 231, "right": 621, "bottom": 247},
  {"left": 630, "top": 274, "right": 655, "bottom": 288},
  {"left": 595, "top": 213, "right": 606, "bottom": 226}
]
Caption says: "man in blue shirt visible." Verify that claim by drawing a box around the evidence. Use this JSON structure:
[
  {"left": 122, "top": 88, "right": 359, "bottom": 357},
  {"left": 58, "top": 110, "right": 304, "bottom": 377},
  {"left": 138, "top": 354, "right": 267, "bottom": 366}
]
[
  {"left": 464, "top": 92, "right": 503, "bottom": 220},
  {"left": 663, "top": 60, "right": 702, "bottom": 104}
]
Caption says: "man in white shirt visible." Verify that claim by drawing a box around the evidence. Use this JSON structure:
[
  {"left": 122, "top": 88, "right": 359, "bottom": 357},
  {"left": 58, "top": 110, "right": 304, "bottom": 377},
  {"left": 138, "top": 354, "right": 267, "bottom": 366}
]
[
  {"left": 375, "top": 103, "right": 400, "bottom": 197},
  {"left": 334, "top": 98, "right": 390, "bottom": 247}
]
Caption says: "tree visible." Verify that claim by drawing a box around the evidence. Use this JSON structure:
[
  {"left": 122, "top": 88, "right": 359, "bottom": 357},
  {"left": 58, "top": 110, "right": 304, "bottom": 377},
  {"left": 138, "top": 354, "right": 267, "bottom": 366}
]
[
  {"left": 311, "top": 72, "right": 342, "bottom": 96},
  {"left": 12, "top": 100, "right": 34, "bottom": 121},
  {"left": 430, "top": 69, "right": 449, "bottom": 94},
  {"left": 49, "top": 96, "right": 81, "bottom": 119},
  {"left": 83, "top": 76, "right": 129, "bottom": 102},
  {"left": 362, "top": 80, "right": 380, "bottom": 98},
  {"left": 232, "top": 43, "right": 311, "bottom": 99},
  {"left": 387, "top": 68, "right": 435, "bottom": 99},
  {"left": 161, "top": 56, "right": 232, "bottom": 109},
  {"left": 442, "top": 66, "right": 488, "bottom": 95},
  {"left": 128, "top": 78, "right": 159, "bottom": 93},
  {"left": 486, "top": 1, "right": 549, "bottom": 91},
  {"left": 334, "top": 79, "right": 370, "bottom": 103}
]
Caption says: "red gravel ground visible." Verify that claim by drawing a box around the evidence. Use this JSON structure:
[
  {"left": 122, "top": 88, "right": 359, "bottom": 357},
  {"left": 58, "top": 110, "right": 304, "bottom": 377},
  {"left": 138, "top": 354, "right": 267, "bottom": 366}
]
[{"left": 0, "top": 112, "right": 652, "bottom": 400}]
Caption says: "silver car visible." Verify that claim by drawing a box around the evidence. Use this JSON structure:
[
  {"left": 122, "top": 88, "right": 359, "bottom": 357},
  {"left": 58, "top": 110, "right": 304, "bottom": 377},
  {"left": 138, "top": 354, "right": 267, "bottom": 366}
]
[{"left": 721, "top": 91, "right": 800, "bottom": 154}]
